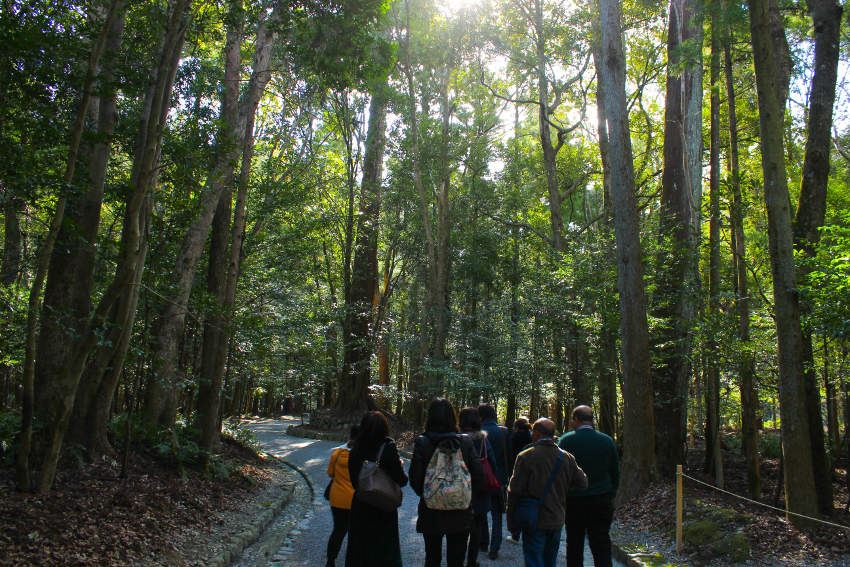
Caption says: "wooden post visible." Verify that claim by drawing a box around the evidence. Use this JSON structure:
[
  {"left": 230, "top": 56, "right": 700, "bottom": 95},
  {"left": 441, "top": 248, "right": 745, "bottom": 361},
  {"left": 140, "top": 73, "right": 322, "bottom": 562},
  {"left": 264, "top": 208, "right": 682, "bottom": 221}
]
[{"left": 676, "top": 464, "right": 684, "bottom": 553}]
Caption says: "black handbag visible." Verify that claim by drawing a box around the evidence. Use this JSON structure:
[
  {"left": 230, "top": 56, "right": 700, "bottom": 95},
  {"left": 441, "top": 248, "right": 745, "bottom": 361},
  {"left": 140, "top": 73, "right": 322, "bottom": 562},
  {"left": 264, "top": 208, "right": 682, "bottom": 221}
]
[
  {"left": 356, "top": 442, "right": 403, "bottom": 511},
  {"left": 514, "top": 450, "right": 564, "bottom": 531}
]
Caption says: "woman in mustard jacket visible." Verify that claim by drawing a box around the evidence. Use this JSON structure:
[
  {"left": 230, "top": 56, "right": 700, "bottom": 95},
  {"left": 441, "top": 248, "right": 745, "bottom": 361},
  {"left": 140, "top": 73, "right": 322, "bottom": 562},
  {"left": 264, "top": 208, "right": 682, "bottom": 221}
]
[{"left": 325, "top": 425, "right": 358, "bottom": 567}]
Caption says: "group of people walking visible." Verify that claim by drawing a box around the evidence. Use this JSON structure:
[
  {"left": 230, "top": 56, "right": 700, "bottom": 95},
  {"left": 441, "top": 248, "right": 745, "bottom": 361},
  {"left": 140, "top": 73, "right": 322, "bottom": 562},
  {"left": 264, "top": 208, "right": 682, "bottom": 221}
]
[{"left": 323, "top": 400, "right": 619, "bottom": 567}]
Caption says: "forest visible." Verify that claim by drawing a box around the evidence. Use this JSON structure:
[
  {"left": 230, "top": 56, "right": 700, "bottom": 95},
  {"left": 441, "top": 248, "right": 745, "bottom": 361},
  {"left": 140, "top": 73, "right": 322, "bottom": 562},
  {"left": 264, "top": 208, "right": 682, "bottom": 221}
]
[{"left": 1, "top": 0, "right": 849, "bottom": 543}]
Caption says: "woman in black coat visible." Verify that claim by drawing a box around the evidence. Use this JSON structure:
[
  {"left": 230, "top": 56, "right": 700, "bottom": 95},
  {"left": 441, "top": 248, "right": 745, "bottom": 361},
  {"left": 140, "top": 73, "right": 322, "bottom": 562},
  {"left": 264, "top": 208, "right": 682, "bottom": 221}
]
[
  {"left": 347, "top": 411, "right": 408, "bottom": 567},
  {"left": 409, "top": 399, "right": 484, "bottom": 567}
]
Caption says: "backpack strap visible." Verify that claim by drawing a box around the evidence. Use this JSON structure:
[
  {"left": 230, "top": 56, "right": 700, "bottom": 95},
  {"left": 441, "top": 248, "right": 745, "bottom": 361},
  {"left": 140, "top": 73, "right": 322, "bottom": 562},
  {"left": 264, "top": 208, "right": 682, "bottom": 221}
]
[{"left": 541, "top": 450, "right": 565, "bottom": 499}]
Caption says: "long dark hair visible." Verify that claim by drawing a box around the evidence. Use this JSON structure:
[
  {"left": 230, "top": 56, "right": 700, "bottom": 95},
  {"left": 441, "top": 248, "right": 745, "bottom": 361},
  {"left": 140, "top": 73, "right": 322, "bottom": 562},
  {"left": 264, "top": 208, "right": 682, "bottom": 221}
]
[
  {"left": 459, "top": 407, "right": 482, "bottom": 432},
  {"left": 425, "top": 398, "right": 458, "bottom": 433},
  {"left": 355, "top": 411, "right": 389, "bottom": 449}
]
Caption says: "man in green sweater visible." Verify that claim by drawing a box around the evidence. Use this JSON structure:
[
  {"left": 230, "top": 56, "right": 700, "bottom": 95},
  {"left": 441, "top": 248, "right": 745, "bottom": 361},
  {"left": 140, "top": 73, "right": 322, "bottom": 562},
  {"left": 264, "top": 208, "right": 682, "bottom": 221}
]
[{"left": 558, "top": 405, "right": 620, "bottom": 567}]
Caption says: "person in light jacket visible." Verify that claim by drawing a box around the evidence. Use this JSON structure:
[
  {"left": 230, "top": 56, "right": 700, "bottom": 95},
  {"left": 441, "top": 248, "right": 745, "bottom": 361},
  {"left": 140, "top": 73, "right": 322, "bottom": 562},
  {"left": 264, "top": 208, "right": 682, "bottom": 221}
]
[
  {"left": 507, "top": 418, "right": 587, "bottom": 567},
  {"left": 325, "top": 424, "right": 358, "bottom": 567}
]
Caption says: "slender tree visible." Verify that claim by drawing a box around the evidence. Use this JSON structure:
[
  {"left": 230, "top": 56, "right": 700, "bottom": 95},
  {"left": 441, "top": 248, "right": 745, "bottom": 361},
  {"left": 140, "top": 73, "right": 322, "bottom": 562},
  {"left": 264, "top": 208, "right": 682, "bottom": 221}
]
[
  {"left": 748, "top": 0, "right": 819, "bottom": 519},
  {"left": 792, "top": 0, "right": 843, "bottom": 516},
  {"left": 596, "top": 0, "right": 656, "bottom": 502}
]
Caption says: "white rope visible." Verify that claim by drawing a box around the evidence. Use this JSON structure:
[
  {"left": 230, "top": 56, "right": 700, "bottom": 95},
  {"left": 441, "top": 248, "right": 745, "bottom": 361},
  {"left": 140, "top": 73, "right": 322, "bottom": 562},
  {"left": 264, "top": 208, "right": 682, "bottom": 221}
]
[{"left": 680, "top": 472, "right": 850, "bottom": 532}]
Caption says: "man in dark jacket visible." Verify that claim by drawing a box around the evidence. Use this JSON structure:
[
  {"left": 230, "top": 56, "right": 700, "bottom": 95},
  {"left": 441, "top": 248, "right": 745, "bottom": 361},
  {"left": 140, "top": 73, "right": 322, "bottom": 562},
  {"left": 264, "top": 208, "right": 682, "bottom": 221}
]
[
  {"left": 478, "top": 404, "right": 510, "bottom": 559},
  {"left": 507, "top": 418, "right": 587, "bottom": 567},
  {"left": 558, "top": 405, "right": 620, "bottom": 567}
]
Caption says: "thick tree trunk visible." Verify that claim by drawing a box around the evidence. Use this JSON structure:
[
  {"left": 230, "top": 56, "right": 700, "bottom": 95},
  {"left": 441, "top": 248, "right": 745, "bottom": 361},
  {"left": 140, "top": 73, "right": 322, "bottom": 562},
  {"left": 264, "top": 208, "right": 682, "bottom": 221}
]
[
  {"left": 792, "top": 0, "right": 842, "bottom": 516},
  {"left": 32, "top": 0, "right": 191, "bottom": 493},
  {"left": 704, "top": 1, "right": 724, "bottom": 487},
  {"left": 196, "top": 188, "right": 231, "bottom": 451},
  {"left": 653, "top": 0, "right": 702, "bottom": 479},
  {"left": 724, "top": 21, "right": 760, "bottom": 499},
  {"left": 51, "top": 9, "right": 128, "bottom": 454},
  {"left": 748, "top": 0, "right": 819, "bottom": 520},
  {"left": 18, "top": 0, "right": 128, "bottom": 491},
  {"left": 597, "top": 0, "right": 656, "bottom": 502},
  {"left": 339, "top": 84, "right": 389, "bottom": 413}
]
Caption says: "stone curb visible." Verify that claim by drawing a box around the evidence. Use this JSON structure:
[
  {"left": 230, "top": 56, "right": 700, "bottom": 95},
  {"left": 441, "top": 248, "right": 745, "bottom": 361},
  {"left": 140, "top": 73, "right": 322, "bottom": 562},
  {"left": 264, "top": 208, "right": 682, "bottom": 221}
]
[
  {"left": 612, "top": 543, "right": 648, "bottom": 567},
  {"left": 205, "top": 465, "right": 296, "bottom": 567},
  {"left": 238, "top": 458, "right": 316, "bottom": 566}
]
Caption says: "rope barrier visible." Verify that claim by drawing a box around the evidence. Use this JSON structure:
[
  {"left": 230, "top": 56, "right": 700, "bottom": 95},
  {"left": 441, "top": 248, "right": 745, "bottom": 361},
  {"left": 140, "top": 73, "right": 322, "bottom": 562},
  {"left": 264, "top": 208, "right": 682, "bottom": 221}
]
[{"left": 680, "top": 472, "right": 850, "bottom": 532}]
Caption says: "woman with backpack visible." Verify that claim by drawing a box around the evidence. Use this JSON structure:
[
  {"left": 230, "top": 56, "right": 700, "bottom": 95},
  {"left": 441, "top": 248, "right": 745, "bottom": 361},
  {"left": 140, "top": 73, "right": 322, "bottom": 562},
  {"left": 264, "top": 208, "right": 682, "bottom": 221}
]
[
  {"left": 459, "top": 407, "right": 499, "bottom": 567},
  {"left": 324, "top": 424, "right": 358, "bottom": 567},
  {"left": 347, "top": 411, "right": 408, "bottom": 567},
  {"left": 409, "top": 399, "right": 485, "bottom": 567}
]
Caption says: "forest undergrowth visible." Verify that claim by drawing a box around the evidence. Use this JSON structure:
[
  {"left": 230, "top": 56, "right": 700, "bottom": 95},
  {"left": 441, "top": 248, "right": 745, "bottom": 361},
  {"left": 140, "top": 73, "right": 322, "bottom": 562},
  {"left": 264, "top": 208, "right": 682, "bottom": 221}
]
[
  {"left": 0, "top": 423, "right": 285, "bottom": 566},
  {"left": 616, "top": 438, "right": 850, "bottom": 566}
]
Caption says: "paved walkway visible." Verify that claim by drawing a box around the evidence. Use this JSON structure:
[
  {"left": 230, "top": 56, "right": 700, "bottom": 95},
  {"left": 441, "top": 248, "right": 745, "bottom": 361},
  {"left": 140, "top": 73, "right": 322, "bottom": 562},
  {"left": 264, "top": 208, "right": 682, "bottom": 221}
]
[{"left": 246, "top": 418, "right": 622, "bottom": 567}]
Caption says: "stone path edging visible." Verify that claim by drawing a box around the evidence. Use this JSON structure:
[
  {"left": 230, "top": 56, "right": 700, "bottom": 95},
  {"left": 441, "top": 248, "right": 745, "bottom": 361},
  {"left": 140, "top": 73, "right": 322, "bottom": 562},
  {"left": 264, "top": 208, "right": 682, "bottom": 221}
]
[
  {"left": 204, "top": 464, "right": 295, "bottom": 567},
  {"left": 232, "top": 457, "right": 316, "bottom": 567}
]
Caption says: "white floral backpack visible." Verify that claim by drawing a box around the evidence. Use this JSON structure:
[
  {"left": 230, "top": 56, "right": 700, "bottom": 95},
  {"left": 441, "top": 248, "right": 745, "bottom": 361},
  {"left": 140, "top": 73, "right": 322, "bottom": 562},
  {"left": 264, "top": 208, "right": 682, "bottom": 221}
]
[{"left": 423, "top": 436, "right": 472, "bottom": 510}]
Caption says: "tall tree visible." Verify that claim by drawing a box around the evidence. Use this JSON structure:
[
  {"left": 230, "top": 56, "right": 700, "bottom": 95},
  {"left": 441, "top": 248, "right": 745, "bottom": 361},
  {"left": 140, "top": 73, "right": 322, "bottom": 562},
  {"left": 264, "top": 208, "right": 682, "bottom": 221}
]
[
  {"left": 792, "top": 0, "right": 843, "bottom": 516},
  {"left": 596, "top": 0, "right": 656, "bottom": 502},
  {"left": 148, "top": 2, "right": 281, "bottom": 430},
  {"left": 748, "top": 0, "right": 819, "bottom": 519},
  {"left": 17, "top": 0, "right": 129, "bottom": 491},
  {"left": 339, "top": 81, "right": 390, "bottom": 413},
  {"left": 653, "top": 0, "right": 703, "bottom": 478},
  {"left": 705, "top": 0, "right": 724, "bottom": 486},
  {"left": 723, "top": 2, "right": 759, "bottom": 498}
]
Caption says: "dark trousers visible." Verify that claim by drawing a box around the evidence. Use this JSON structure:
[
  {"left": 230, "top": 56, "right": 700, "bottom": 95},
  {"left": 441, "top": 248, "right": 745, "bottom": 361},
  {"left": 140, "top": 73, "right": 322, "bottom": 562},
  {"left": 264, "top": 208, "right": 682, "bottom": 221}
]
[
  {"left": 479, "top": 492, "right": 503, "bottom": 552},
  {"left": 326, "top": 506, "right": 350, "bottom": 565},
  {"left": 565, "top": 494, "right": 614, "bottom": 567},
  {"left": 466, "top": 513, "right": 487, "bottom": 566},
  {"left": 424, "top": 532, "right": 469, "bottom": 567},
  {"left": 521, "top": 527, "right": 561, "bottom": 567}
]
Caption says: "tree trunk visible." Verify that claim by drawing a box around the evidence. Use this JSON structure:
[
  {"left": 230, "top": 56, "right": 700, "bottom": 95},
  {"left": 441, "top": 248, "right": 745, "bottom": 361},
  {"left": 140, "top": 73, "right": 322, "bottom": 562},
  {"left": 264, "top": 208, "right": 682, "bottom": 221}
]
[
  {"left": 653, "top": 0, "right": 702, "bottom": 479},
  {"left": 339, "top": 83, "right": 389, "bottom": 413},
  {"left": 18, "top": 0, "right": 127, "bottom": 491},
  {"left": 433, "top": 68, "right": 452, "bottom": 372},
  {"left": 748, "top": 0, "right": 820, "bottom": 520},
  {"left": 792, "top": 0, "right": 842, "bottom": 516},
  {"left": 704, "top": 0, "right": 724, "bottom": 487},
  {"left": 724, "top": 15, "right": 760, "bottom": 499},
  {"left": 592, "top": 36, "right": 619, "bottom": 441},
  {"left": 196, "top": 187, "right": 232, "bottom": 451},
  {"left": 32, "top": 0, "right": 191, "bottom": 493},
  {"left": 597, "top": 0, "right": 656, "bottom": 502}
]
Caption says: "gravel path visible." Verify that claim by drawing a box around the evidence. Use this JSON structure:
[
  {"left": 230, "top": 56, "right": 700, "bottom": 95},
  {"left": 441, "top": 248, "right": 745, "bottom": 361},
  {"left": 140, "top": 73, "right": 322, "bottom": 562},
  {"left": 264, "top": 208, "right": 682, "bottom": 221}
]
[{"left": 246, "top": 418, "right": 622, "bottom": 567}]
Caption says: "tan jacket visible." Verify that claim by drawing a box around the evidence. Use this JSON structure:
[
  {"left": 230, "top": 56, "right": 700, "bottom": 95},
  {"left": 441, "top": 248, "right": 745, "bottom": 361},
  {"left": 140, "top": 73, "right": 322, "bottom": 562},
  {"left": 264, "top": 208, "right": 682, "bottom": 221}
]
[{"left": 506, "top": 438, "right": 587, "bottom": 531}]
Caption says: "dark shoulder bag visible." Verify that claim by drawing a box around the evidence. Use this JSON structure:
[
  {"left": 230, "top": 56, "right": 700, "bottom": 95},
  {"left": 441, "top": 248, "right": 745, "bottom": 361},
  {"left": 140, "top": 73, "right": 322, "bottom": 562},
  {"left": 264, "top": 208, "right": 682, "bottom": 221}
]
[
  {"left": 356, "top": 442, "right": 403, "bottom": 511},
  {"left": 514, "top": 450, "right": 564, "bottom": 532}
]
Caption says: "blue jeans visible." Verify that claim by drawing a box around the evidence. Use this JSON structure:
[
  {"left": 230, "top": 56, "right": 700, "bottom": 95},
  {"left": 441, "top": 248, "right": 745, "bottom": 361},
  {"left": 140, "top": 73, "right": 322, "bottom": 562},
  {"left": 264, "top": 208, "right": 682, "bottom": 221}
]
[{"left": 521, "top": 528, "right": 561, "bottom": 567}]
